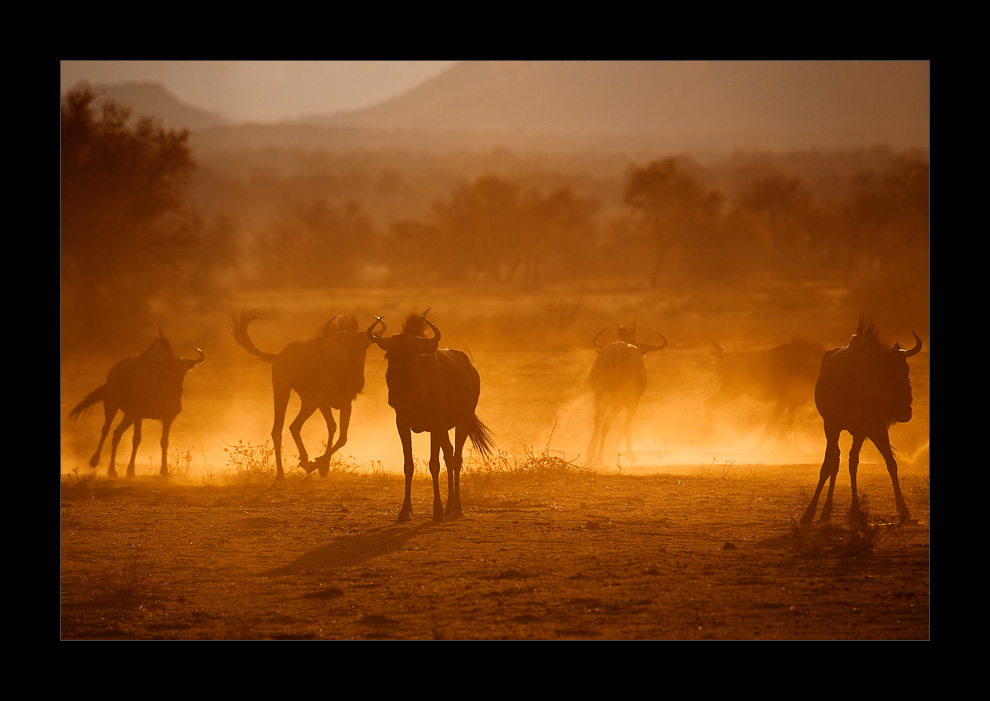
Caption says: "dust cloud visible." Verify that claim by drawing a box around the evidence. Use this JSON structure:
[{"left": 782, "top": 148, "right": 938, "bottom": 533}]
[{"left": 60, "top": 87, "right": 929, "bottom": 483}]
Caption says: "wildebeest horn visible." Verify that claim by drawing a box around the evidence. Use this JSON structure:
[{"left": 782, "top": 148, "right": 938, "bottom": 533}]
[
  {"left": 185, "top": 346, "right": 205, "bottom": 369},
  {"left": 900, "top": 331, "right": 922, "bottom": 357},
  {"left": 639, "top": 330, "right": 669, "bottom": 353},
  {"left": 592, "top": 327, "right": 609, "bottom": 350},
  {"left": 366, "top": 316, "right": 388, "bottom": 342},
  {"left": 420, "top": 315, "right": 442, "bottom": 347}
]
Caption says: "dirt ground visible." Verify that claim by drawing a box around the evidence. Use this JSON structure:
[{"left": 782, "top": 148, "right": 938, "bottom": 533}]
[{"left": 60, "top": 461, "right": 929, "bottom": 640}]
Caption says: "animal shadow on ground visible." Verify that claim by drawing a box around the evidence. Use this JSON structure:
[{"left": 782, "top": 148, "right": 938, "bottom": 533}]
[{"left": 265, "top": 522, "right": 437, "bottom": 574}]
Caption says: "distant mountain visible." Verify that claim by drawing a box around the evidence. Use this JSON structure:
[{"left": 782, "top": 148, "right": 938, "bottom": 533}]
[
  {"left": 65, "top": 81, "right": 229, "bottom": 132},
  {"left": 306, "top": 60, "right": 930, "bottom": 153},
  {"left": 65, "top": 61, "right": 930, "bottom": 155}
]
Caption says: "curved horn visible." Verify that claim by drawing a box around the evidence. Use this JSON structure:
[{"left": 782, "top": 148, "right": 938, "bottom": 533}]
[
  {"left": 184, "top": 346, "right": 205, "bottom": 369},
  {"left": 592, "top": 327, "right": 609, "bottom": 350},
  {"left": 639, "top": 329, "right": 669, "bottom": 353},
  {"left": 366, "top": 316, "right": 388, "bottom": 342},
  {"left": 420, "top": 314, "right": 441, "bottom": 347},
  {"left": 901, "top": 331, "right": 922, "bottom": 357}
]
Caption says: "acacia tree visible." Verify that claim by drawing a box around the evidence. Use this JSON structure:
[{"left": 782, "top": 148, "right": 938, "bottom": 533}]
[
  {"left": 624, "top": 158, "right": 723, "bottom": 285},
  {"left": 843, "top": 153, "right": 929, "bottom": 275},
  {"left": 515, "top": 186, "right": 598, "bottom": 289},
  {"left": 431, "top": 175, "right": 522, "bottom": 283},
  {"left": 254, "top": 198, "right": 375, "bottom": 288},
  {"left": 61, "top": 87, "right": 200, "bottom": 344},
  {"left": 391, "top": 175, "right": 599, "bottom": 288},
  {"left": 732, "top": 172, "right": 817, "bottom": 277}
]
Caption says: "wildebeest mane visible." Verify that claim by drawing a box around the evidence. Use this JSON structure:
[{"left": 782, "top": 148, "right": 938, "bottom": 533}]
[
  {"left": 141, "top": 328, "right": 174, "bottom": 358},
  {"left": 401, "top": 308, "right": 438, "bottom": 336},
  {"left": 853, "top": 315, "right": 889, "bottom": 351},
  {"left": 314, "top": 314, "right": 360, "bottom": 339}
]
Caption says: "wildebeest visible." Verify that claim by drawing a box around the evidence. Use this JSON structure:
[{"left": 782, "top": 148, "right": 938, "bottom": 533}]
[
  {"left": 231, "top": 310, "right": 373, "bottom": 485},
  {"left": 586, "top": 322, "right": 668, "bottom": 467},
  {"left": 69, "top": 329, "right": 205, "bottom": 478},
  {"left": 367, "top": 311, "right": 495, "bottom": 522},
  {"left": 705, "top": 338, "right": 824, "bottom": 437},
  {"left": 802, "top": 319, "right": 923, "bottom": 524}
]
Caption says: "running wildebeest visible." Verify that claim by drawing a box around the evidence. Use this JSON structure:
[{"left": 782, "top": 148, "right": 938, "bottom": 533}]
[
  {"left": 231, "top": 310, "right": 373, "bottom": 485},
  {"left": 367, "top": 311, "right": 495, "bottom": 522},
  {"left": 705, "top": 338, "right": 824, "bottom": 438},
  {"left": 69, "top": 329, "right": 205, "bottom": 478},
  {"left": 586, "top": 322, "right": 668, "bottom": 467},
  {"left": 802, "top": 319, "right": 923, "bottom": 524}
]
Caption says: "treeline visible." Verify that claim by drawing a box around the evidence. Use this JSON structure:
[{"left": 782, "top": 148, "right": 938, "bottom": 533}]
[
  {"left": 199, "top": 147, "right": 928, "bottom": 289},
  {"left": 61, "top": 88, "right": 929, "bottom": 347}
]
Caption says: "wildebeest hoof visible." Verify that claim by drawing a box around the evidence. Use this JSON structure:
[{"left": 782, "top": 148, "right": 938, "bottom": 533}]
[
  {"left": 300, "top": 460, "right": 318, "bottom": 475},
  {"left": 316, "top": 458, "right": 330, "bottom": 478}
]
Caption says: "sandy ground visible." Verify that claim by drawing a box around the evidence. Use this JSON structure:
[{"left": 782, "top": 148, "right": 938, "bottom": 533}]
[{"left": 60, "top": 461, "right": 929, "bottom": 640}]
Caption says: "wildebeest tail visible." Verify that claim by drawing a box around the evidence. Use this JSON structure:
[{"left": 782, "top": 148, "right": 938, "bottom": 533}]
[
  {"left": 230, "top": 309, "right": 278, "bottom": 362},
  {"left": 69, "top": 385, "right": 105, "bottom": 419},
  {"left": 468, "top": 415, "right": 496, "bottom": 460}
]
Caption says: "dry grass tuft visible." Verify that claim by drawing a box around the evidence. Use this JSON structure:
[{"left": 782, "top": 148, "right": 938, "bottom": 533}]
[
  {"left": 91, "top": 555, "right": 155, "bottom": 602},
  {"left": 222, "top": 439, "right": 277, "bottom": 485}
]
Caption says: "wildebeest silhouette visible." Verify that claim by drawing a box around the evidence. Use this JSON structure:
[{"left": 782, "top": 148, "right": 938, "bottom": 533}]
[
  {"left": 69, "top": 329, "right": 204, "bottom": 478},
  {"left": 705, "top": 338, "right": 824, "bottom": 438},
  {"left": 367, "top": 311, "right": 494, "bottom": 522},
  {"left": 802, "top": 318, "right": 923, "bottom": 524},
  {"left": 585, "top": 322, "right": 668, "bottom": 467},
  {"left": 231, "top": 310, "right": 372, "bottom": 485}
]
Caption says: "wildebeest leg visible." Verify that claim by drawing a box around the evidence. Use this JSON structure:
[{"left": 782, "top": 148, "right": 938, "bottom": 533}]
[
  {"left": 763, "top": 401, "right": 786, "bottom": 438},
  {"left": 595, "top": 406, "right": 620, "bottom": 467},
  {"left": 397, "top": 420, "right": 415, "bottom": 523},
  {"left": 587, "top": 405, "right": 619, "bottom": 467},
  {"left": 159, "top": 418, "right": 173, "bottom": 477},
  {"left": 125, "top": 418, "right": 142, "bottom": 478},
  {"left": 271, "top": 384, "right": 291, "bottom": 485},
  {"left": 90, "top": 406, "right": 116, "bottom": 468},
  {"left": 311, "top": 405, "right": 339, "bottom": 478},
  {"left": 331, "top": 403, "right": 351, "bottom": 456},
  {"left": 290, "top": 401, "right": 318, "bottom": 473},
  {"left": 783, "top": 402, "right": 797, "bottom": 436},
  {"left": 847, "top": 433, "right": 866, "bottom": 516},
  {"left": 429, "top": 433, "right": 445, "bottom": 520},
  {"left": 802, "top": 425, "right": 841, "bottom": 523},
  {"left": 109, "top": 415, "right": 135, "bottom": 479},
  {"left": 314, "top": 403, "right": 350, "bottom": 478},
  {"left": 585, "top": 406, "right": 604, "bottom": 467},
  {"left": 623, "top": 400, "right": 640, "bottom": 463},
  {"left": 870, "top": 430, "right": 912, "bottom": 522},
  {"left": 443, "top": 429, "right": 464, "bottom": 517}
]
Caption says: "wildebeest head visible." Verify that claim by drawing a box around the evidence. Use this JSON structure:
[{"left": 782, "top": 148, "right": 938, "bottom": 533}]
[
  {"left": 366, "top": 311, "right": 441, "bottom": 409},
  {"left": 594, "top": 323, "right": 668, "bottom": 355},
  {"left": 846, "top": 319, "right": 922, "bottom": 425},
  {"left": 140, "top": 329, "right": 206, "bottom": 418}
]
